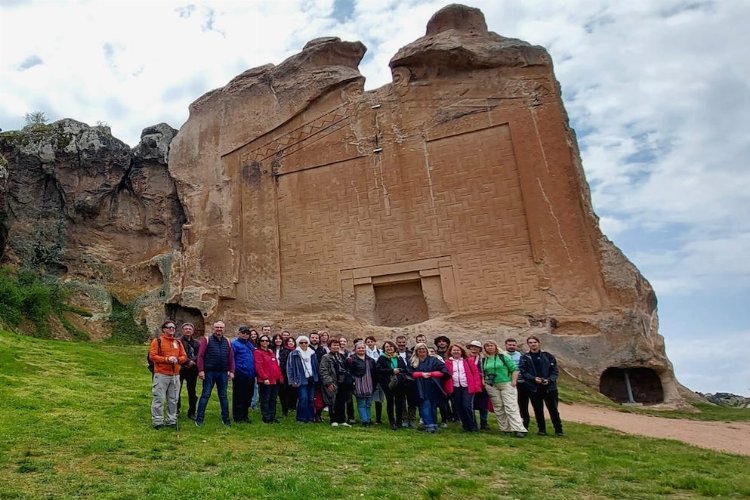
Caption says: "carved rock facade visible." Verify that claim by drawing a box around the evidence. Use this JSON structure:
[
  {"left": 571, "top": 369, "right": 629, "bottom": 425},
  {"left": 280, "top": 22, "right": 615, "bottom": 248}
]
[
  {"left": 0, "top": 5, "right": 680, "bottom": 403},
  {"left": 166, "top": 5, "right": 681, "bottom": 403}
]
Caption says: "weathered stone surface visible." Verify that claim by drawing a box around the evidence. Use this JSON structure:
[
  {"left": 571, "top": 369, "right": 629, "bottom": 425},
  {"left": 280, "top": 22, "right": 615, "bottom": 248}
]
[
  {"left": 166, "top": 4, "right": 681, "bottom": 403},
  {"left": 0, "top": 120, "right": 184, "bottom": 338},
  {"left": 0, "top": 4, "right": 682, "bottom": 403}
]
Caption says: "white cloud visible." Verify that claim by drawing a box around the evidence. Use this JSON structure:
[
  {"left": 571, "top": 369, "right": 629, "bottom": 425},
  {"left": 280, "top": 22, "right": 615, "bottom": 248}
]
[{"left": 666, "top": 330, "right": 750, "bottom": 396}]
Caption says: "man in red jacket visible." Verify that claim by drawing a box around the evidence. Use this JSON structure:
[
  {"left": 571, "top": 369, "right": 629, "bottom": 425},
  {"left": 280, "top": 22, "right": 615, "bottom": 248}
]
[{"left": 150, "top": 320, "right": 187, "bottom": 429}]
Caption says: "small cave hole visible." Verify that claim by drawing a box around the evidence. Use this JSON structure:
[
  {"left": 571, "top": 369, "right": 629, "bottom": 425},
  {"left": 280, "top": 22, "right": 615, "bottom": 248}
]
[
  {"left": 599, "top": 367, "right": 663, "bottom": 404},
  {"left": 164, "top": 303, "right": 205, "bottom": 336}
]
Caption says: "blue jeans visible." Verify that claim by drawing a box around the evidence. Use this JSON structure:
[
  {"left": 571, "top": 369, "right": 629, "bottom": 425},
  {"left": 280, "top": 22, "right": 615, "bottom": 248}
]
[
  {"left": 419, "top": 399, "right": 438, "bottom": 430},
  {"left": 356, "top": 395, "right": 372, "bottom": 423},
  {"left": 196, "top": 371, "right": 229, "bottom": 424},
  {"left": 296, "top": 381, "right": 315, "bottom": 422}
]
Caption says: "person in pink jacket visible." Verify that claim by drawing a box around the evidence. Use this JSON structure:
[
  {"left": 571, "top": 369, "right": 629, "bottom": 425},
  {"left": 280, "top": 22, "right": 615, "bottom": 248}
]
[{"left": 444, "top": 344, "right": 482, "bottom": 432}]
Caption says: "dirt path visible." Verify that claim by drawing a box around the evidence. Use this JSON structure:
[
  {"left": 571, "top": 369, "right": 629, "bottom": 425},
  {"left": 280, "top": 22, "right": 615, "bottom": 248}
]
[{"left": 560, "top": 403, "right": 750, "bottom": 457}]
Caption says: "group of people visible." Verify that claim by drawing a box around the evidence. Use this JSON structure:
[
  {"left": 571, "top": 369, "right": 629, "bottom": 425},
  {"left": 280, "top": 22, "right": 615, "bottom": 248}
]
[{"left": 149, "top": 320, "right": 564, "bottom": 437}]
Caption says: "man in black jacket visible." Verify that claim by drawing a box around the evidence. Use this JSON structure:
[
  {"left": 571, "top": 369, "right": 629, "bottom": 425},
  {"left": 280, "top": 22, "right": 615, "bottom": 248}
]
[
  {"left": 178, "top": 322, "right": 201, "bottom": 419},
  {"left": 518, "top": 336, "right": 563, "bottom": 436}
]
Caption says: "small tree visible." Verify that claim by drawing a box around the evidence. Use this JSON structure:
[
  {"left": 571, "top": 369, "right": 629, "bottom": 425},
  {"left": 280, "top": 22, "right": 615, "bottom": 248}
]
[{"left": 24, "top": 111, "right": 48, "bottom": 126}]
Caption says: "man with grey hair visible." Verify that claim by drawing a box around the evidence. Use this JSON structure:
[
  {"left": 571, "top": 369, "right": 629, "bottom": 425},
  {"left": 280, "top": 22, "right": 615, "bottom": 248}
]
[{"left": 195, "top": 321, "right": 235, "bottom": 426}]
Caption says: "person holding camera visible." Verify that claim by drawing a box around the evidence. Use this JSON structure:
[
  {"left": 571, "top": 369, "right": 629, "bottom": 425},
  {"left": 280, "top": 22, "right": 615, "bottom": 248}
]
[
  {"left": 518, "top": 336, "right": 563, "bottom": 436},
  {"left": 482, "top": 340, "right": 527, "bottom": 437}
]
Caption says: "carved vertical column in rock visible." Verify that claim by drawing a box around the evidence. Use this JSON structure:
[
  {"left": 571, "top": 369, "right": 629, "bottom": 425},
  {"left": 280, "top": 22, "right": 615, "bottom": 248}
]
[{"left": 231, "top": 153, "right": 281, "bottom": 308}]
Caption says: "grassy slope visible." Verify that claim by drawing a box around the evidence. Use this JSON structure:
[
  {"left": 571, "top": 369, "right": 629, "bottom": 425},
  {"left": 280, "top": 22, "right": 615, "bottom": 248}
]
[{"left": 0, "top": 331, "right": 748, "bottom": 499}]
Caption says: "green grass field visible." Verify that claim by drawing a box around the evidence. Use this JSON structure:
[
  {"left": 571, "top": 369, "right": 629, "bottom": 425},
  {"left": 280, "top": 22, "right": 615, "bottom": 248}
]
[{"left": 0, "top": 330, "right": 748, "bottom": 499}]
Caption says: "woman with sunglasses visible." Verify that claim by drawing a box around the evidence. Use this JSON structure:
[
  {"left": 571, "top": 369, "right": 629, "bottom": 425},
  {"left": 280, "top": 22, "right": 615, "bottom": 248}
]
[
  {"left": 254, "top": 335, "right": 284, "bottom": 423},
  {"left": 286, "top": 335, "right": 319, "bottom": 423}
]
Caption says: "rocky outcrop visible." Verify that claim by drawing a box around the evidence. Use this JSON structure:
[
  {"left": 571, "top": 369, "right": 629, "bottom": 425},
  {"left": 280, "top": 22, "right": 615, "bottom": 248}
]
[
  {"left": 700, "top": 393, "right": 750, "bottom": 408},
  {"left": 0, "top": 120, "right": 184, "bottom": 338},
  {"left": 0, "top": 4, "right": 683, "bottom": 404},
  {"left": 165, "top": 4, "right": 682, "bottom": 403}
]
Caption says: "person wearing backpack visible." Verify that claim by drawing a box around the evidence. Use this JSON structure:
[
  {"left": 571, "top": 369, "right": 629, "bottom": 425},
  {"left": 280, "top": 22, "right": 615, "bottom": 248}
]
[
  {"left": 150, "top": 320, "right": 187, "bottom": 429},
  {"left": 178, "top": 322, "right": 200, "bottom": 420},
  {"left": 195, "top": 321, "right": 235, "bottom": 426},
  {"left": 482, "top": 340, "right": 527, "bottom": 437}
]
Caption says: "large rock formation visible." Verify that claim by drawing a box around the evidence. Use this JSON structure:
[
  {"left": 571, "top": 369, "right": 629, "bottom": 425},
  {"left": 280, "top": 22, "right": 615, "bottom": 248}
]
[
  {"left": 165, "top": 4, "right": 680, "bottom": 403},
  {"left": 0, "top": 119, "right": 184, "bottom": 338},
  {"left": 0, "top": 4, "right": 681, "bottom": 403}
]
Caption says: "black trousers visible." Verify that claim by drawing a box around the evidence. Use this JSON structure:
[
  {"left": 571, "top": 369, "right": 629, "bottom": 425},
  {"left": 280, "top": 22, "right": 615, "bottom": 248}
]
[
  {"left": 529, "top": 389, "right": 563, "bottom": 434},
  {"left": 402, "top": 382, "right": 419, "bottom": 423},
  {"left": 179, "top": 367, "right": 198, "bottom": 417},
  {"left": 452, "top": 387, "right": 477, "bottom": 431},
  {"left": 258, "top": 383, "right": 279, "bottom": 423},
  {"left": 232, "top": 373, "right": 256, "bottom": 422},
  {"left": 279, "top": 382, "right": 297, "bottom": 416},
  {"left": 334, "top": 384, "right": 353, "bottom": 424},
  {"left": 383, "top": 385, "right": 405, "bottom": 426},
  {"left": 519, "top": 385, "right": 531, "bottom": 429}
]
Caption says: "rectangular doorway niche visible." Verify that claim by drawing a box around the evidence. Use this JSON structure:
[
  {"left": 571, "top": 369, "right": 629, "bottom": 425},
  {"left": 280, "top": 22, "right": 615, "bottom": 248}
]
[
  {"left": 340, "top": 257, "right": 457, "bottom": 325},
  {"left": 374, "top": 280, "right": 429, "bottom": 327}
]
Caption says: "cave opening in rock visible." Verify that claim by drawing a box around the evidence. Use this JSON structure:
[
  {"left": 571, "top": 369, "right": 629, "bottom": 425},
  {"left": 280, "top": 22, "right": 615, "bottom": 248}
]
[
  {"left": 374, "top": 280, "right": 429, "bottom": 327},
  {"left": 164, "top": 304, "right": 205, "bottom": 336},
  {"left": 599, "top": 367, "right": 664, "bottom": 404}
]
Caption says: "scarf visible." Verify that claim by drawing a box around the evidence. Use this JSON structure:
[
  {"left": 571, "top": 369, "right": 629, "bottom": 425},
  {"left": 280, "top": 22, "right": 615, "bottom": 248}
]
[
  {"left": 365, "top": 346, "right": 381, "bottom": 361},
  {"left": 297, "top": 346, "right": 314, "bottom": 378}
]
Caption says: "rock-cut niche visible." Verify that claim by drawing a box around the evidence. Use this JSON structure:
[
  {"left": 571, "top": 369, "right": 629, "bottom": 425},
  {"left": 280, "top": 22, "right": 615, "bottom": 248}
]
[
  {"left": 599, "top": 367, "right": 664, "bottom": 404},
  {"left": 164, "top": 303, "right": 206, "bottom": 336},
  {"left": 374, "top": 280, "right": 429, "bottom": 327}
]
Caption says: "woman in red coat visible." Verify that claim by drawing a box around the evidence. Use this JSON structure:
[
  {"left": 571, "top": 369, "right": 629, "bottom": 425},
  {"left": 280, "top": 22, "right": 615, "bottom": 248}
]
[
  {"left": 444, "top": 344, "right": 482, "bottom": 432},
  {"left": 254, "top": 335, "right": 284, "bottom": 423}
]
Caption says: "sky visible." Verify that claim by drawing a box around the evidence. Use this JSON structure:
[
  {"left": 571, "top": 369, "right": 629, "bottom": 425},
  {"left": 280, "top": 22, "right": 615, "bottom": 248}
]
[{"left": 1, "top": 0, "right": 748, "bottom": 396}]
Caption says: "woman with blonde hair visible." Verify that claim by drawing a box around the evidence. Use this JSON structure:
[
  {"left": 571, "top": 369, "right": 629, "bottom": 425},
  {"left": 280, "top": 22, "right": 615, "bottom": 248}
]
[
  {"left": 482, "top": 340, "right": 527, "bottom": 437},
  {"left": 407, "top": 342, "right": 448, "bottom": 433}
]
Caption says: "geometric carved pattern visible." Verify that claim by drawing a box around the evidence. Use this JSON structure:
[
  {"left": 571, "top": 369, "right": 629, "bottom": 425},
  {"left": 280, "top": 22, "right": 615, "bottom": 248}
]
[{"left": 239, "top": 104, "right": 350, "bottom": 165}]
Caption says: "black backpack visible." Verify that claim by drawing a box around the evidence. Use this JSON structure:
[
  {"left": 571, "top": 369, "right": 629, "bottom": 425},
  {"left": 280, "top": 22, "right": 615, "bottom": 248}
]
[{"left": 147, "top": 338, "right": 162, "bottom": 373}]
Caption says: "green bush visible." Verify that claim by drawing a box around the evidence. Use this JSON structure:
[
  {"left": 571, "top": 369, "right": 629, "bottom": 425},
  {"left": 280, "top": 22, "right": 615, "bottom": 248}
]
[
  {"left": 107, "top": 297, "right": 149, "bottom": 344},
  {"left": 0, "top": 266, "right": 86, "bottom": 338}
]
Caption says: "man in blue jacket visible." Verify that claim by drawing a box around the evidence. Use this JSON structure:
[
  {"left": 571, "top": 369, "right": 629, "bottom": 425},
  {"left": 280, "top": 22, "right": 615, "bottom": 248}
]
[
  {"left": 518, "top": 336, "right": 563, "bottom": 436},
  {"left": 231, "top": 325, "right": 257, "bottom": 423}
]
